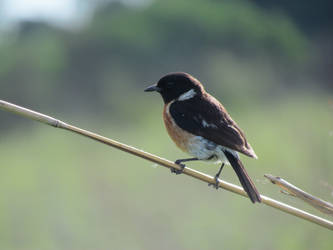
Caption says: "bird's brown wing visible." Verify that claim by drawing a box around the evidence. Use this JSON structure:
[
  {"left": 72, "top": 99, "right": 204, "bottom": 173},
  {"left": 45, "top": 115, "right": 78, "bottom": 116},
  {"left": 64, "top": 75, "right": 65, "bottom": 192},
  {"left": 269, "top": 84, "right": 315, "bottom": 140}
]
[{"left": 169, "top": 94, "right": 257, "bottom": 158}]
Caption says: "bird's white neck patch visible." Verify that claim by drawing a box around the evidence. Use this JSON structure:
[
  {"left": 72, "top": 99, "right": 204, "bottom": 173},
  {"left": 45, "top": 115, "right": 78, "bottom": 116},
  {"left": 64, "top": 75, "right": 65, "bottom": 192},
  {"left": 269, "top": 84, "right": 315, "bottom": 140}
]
[{"left": 178, "top": 89, "right": 196, "bottom": 101}]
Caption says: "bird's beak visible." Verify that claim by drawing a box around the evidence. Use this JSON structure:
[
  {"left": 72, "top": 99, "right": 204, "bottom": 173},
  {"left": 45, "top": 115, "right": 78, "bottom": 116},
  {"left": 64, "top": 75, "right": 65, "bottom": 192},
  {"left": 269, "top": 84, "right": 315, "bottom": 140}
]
[{"left": 144, "top": 84, "right": 161, "bottom": 92}]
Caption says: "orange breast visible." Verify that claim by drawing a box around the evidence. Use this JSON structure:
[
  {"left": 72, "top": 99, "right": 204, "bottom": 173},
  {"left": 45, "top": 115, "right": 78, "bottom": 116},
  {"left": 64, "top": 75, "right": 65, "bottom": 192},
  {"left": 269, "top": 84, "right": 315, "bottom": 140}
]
[{"left": 163, "top": 102, "right": 193, "bottom": 153}]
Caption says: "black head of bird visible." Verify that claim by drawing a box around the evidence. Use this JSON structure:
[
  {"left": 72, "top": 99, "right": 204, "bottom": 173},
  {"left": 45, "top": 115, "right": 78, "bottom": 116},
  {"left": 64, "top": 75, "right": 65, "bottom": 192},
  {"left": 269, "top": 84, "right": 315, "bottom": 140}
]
[{"left": 144, "top": 72, "right": 204, "bottom": 104}]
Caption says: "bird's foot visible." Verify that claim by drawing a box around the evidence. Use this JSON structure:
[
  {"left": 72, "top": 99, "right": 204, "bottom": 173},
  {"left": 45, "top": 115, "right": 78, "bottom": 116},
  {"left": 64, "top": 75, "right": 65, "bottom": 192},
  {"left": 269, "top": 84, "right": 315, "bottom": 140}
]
[
  {"left": 208, "top": 175, "right": 220, "bottom": 190},
  {"left": 171, "top": 160, "right": 186, "bottom": 175}
]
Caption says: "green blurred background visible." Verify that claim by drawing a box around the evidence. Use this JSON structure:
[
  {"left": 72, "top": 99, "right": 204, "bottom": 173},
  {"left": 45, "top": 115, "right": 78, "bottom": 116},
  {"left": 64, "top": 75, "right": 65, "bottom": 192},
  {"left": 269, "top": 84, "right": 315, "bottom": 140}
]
[{"left": 0, "top": 0, "right": 332, "bottom": 249}]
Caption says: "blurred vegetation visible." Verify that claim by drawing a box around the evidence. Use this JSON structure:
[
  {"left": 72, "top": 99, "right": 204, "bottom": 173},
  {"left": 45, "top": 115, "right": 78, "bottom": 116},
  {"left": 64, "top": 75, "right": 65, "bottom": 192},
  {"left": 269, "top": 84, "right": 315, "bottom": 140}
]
[
  {"left": 0, "top": 0, "right": 324, "bottom": 124},
  {"left": 0, "top": 0, "right": 332, "bottom": 249}
]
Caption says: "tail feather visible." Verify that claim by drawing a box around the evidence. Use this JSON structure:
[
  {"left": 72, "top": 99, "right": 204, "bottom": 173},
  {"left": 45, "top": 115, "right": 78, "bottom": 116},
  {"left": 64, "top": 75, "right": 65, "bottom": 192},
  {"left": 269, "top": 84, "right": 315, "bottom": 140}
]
[{"left": 224, "top": 151, "right": 261, "bottom": 203}]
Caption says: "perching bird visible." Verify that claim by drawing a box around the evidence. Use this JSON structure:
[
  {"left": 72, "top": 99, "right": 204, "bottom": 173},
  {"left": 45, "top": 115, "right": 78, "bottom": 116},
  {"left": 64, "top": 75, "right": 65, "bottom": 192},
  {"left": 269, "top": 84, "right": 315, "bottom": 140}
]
[{"left": 144, "top": 72, "right": 261, "bottom": 203}]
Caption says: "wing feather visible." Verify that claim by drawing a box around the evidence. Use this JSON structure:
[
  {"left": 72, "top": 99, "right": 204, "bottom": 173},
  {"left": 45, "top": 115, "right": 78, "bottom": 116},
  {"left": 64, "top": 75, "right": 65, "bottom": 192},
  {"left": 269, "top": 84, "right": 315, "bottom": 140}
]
[{"left": 169, "top": 94, "right": 257, "bottom": 158}]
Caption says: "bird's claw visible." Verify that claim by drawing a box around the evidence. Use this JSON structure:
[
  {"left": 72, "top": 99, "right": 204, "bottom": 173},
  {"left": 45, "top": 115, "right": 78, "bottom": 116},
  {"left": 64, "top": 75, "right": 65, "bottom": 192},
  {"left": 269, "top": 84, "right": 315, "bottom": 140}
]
[
  {"left": 171, "top": 161, "right": 185, "bottom": 175},
  {"left": 208, "top": 175, "right": 220, "bottom": 189}
]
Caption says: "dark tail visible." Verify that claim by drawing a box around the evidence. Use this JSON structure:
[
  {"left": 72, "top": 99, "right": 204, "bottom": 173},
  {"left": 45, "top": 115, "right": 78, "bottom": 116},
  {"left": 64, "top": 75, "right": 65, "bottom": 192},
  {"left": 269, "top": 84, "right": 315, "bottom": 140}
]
[{"left": 224, "top": 151, "right": 261, "bottom": 203}]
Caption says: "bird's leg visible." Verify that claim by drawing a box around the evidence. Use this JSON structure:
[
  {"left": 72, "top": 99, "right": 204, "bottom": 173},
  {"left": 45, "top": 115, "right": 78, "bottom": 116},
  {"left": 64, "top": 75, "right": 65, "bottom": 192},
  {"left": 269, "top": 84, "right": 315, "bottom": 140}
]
[
  {"left": 172, "top": 157, "right": 199, "bottom": 175},
  {"left": 208, "top": 163, "right": 225, "bottom": 189}
]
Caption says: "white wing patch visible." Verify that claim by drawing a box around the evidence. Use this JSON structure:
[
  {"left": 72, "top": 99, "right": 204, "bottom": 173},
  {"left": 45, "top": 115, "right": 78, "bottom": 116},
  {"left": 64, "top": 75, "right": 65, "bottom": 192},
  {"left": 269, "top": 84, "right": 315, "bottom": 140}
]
[
  {"left": 202, "top": 119, "right": 218, "bottom": 129},
  {"left": 193, "top": 115, "right": 218, "bottom": 129},
  {"left": 178, "top": 89, "right": 196, "bottom": 101}
]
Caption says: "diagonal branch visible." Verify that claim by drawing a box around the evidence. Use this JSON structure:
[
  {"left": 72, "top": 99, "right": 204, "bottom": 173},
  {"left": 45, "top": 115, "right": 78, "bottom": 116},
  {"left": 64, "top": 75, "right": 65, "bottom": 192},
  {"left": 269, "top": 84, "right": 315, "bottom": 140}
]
[
  {"left": 265, "top": 174, "right": 333, "bottom": 216},
  {"left": 0, "top": 99, "right": 333, "bottom": 230}
]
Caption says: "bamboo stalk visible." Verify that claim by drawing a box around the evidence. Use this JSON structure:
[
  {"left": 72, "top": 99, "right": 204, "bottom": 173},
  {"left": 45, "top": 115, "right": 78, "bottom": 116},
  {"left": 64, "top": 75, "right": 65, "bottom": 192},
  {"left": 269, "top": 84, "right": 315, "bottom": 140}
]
[{"left": 1, "top": 99, "right": 333, "bottom": 230}]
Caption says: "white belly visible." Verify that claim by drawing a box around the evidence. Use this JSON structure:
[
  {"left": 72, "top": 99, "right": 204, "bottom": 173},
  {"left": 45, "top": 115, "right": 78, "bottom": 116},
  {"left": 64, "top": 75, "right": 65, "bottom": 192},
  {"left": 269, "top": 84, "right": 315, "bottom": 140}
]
[{"left": 186, "top": 135, "right": 239, "bottom": 164}]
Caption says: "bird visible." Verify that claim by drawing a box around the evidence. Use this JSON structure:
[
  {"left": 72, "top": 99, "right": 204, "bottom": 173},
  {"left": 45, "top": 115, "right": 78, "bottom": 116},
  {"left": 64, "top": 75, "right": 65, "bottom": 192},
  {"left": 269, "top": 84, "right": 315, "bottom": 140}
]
[{"left": 144, "top": 72, "right": 261, "bottom": 203}]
